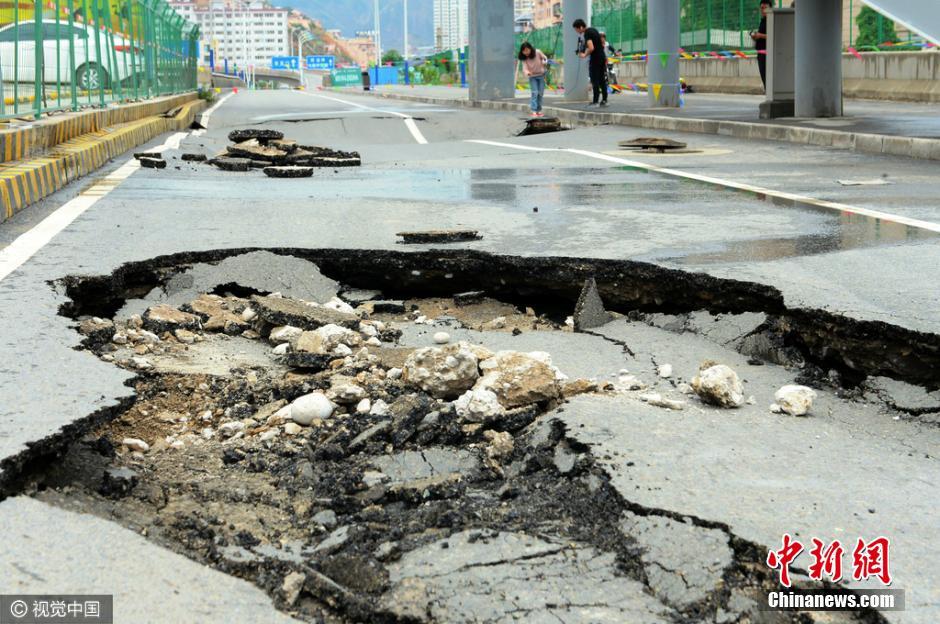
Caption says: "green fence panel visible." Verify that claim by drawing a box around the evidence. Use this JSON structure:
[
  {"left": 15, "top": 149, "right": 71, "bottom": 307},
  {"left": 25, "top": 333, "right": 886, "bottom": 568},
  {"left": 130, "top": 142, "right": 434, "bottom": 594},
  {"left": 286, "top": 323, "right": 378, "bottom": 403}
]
[{"left": 1, "top": 0, "right": 198, "bottom": 121}]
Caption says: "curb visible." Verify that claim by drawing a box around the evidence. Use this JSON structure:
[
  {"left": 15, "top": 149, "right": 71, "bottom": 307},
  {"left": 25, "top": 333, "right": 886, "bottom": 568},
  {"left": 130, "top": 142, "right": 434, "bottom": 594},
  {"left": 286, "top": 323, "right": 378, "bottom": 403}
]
[
  {"left": 0, "top": 92, "right": 200, "bottom": 165},
  {"left": 371, "top": 90, "right": 940, "bottom": 162},
  {"left": 0, "top": 98, "right": 207, "bottom": 223}
]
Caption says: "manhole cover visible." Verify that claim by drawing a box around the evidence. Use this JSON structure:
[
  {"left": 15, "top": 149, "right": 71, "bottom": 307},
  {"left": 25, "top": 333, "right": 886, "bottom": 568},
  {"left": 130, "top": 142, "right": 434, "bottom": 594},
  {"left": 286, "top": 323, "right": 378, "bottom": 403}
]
[{"left": 618, "top": 137, "right": 687, "bottom": 153}]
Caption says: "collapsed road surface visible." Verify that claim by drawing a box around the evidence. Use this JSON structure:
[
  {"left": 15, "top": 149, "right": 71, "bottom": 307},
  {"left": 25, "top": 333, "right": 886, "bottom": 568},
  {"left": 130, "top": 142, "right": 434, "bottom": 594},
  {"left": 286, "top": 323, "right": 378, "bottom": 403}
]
[{"left": 1, "top": 89, "right": 938, "bottom": 623}]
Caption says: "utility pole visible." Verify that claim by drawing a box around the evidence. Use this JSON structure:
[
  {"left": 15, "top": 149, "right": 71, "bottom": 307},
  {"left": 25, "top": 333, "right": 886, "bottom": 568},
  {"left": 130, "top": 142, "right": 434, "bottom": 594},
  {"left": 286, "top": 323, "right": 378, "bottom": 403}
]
[
  {"left": 403, "top": 0, "right": 409, "bottom": 60},
  {"left": 374, "top": 0, "right": 382, "bottom": 66}
]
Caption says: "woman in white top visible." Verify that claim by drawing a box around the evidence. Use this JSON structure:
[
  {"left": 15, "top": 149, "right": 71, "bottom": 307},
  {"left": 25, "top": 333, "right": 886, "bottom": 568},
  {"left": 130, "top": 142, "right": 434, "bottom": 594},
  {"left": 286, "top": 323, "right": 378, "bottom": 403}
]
[{"left": 517, "top": 42, "right": 549, "bottom": 117}]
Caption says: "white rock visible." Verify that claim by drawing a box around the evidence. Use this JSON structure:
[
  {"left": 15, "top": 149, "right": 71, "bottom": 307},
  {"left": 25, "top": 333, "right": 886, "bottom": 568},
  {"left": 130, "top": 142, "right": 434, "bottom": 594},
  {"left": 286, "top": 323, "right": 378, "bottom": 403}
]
[
  {"left": 272, "top": 342, "right": 290, "bottom": 355},
  {"left": 219, "top": 421, "right": 245, "bottom": 438},
  {"left": 365, "top": 336, "right": 381, "bottom": 347},
  {"left": 270, "top": 325, "right": 303, "bottom": 344},
  {"left": 199, "top": 410, "right": 213, "bottom": 422},
  {"left": 130, "top": 357, "right": 152, "bottom": 370},
  {"left": 329, "top": 384, "right": 366, "bottom": 404},
  {"left": 268, "top": 404, "right": 292, "bottom": 426},
  {"left": 453, "top": 388, "right": 505, "bottom": 422},
  {"left": 639, "top": 392, "right": 686, "bottom": 410},
  {"left": 283, "top": 422, "right": 303, "bottom": 436},
  {"left": 137, "top": 330, "right": 161, "bottom": 344},
  {"left": 369, "top": 399, "right": 390, "bottom": 416},
  {"left": 769, "top": 403, "right": 783, "bottom": 414},
  {"left": 360, "top": 323, "right": 378, "bottom": 338},
  {"left": 112, "top": 332, "right": 128, "bottom": 345},
  {"left": 241, "top": 307, "right": 257, "bottom": 322},
  {"left": 691, "top": 364, "right": 745, "bottom": 408},
  {"left": 433, "top": 331, "right": 451, "bottom": 344},
  {"left": 323, "top": 297, "right": 356, "bottom": 314},
  {"left": 169, "top": 440, "right": 185, "bottom": 449},
  {"left": 122, "top": 438, "right": 149, "bottom": 453},
  {"left": 414, "top": 315, "right": 428, "bottom": 324},
  {"left": 294, "top": 324, "right": 362, "bottom": 354},
  {"left": 356, "top": 398, "right": 372, "bottom": 414},
  {"left": 475, "top": 351, "right": 562, "bottom": 408},
  {"left": 774, "top": 385, "right": 817, "bottom": 416},
  {"left": 657, "top": 364, "right": 673, "bottom": 379},
  {"left": 290, "top": 392, "right": 334, "bottom": 425},
  {"left": 259, "top": 429, "right": 279, "bottom": 442},
  {"left": 386, "top": 368, "right": 403, "bottom": 380},
  {"left": 201, "top": 427, "right": 215, "bottom": 440},
  {"left": 403, "top": 343, "right": 480, "bottom": 399},
  {"left": 333, "top": 343, "right": 353, "bottom": 357}
]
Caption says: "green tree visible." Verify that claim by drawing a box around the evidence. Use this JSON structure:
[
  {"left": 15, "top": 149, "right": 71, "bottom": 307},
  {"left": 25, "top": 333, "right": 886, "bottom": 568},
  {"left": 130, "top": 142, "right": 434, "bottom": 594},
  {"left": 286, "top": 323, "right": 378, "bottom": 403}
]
[
  {"left": 855, "top": 6, "right": 898, "bottom": 48},
  {"left": 382, "top": 49, "right": 404, "bottom": 64}
]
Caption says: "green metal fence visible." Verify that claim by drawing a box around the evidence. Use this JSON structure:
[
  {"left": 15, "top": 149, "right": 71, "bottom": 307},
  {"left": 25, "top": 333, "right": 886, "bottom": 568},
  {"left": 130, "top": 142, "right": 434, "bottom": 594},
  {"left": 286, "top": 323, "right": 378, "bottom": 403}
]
[
  {"left": 1, "top": 0, "right": 199, "bottom": 121},
  {"left": 515, "top": 0, "right": 923, "bottom": 58}
]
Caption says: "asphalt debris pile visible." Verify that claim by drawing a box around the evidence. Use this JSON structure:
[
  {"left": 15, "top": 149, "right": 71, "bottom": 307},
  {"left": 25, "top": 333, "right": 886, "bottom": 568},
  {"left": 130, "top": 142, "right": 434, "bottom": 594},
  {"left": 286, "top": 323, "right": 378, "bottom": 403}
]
[{"left": 209, "top": 129, "right": 362, "bottom": 177}]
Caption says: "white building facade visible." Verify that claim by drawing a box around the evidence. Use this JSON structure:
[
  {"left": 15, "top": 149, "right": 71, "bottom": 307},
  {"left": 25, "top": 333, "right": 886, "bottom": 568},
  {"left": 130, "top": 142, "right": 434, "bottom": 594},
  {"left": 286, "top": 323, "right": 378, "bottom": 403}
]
[
  {"left": 433, "top": 0, "right": 468, "bottom": 52},
  {"left": 169, "top": 0, "right": 289, "bottom": 69}
]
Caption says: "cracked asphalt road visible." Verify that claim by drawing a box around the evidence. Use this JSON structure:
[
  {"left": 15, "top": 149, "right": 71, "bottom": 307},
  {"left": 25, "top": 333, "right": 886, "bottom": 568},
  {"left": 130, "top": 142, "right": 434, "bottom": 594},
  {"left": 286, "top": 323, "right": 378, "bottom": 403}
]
[{"left": 1, "top": 88, "right": 938, "bottom": 622}]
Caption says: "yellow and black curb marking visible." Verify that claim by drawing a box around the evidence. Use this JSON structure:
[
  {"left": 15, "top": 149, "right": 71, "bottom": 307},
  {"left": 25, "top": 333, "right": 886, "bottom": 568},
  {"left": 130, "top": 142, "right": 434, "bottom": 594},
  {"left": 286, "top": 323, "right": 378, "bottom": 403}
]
[
  {"left": 0, "top": 92, "right": 199, "bottom": 165},
  {"left": 0, "top": 98, "right": 207, "bottom": 222}
]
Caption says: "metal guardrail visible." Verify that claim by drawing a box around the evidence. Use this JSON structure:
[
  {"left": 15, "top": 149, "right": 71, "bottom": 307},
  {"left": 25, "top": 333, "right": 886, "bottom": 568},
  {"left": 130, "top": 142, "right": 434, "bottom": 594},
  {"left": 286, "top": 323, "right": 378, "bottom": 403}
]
[{"left": 1, "top": 0, "right": 199, "bottom": 121}]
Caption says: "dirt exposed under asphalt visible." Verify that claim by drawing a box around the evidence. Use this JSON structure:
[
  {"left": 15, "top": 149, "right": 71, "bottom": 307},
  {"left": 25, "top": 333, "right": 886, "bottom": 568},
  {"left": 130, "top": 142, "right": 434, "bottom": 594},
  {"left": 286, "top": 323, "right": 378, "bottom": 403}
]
[{"left": 21, "top": 252, "right": 894, "bottom": 623}]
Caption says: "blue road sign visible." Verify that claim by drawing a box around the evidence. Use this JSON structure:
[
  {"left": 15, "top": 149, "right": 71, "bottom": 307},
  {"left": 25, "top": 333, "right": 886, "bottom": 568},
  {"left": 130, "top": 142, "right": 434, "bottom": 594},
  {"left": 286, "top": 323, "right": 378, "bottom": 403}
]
[
  {"left": 306, "top": 55, "right": 336, "bottom": 71},
  {"left": 271, "top": 56, "right": 300, "bottom": 70}
]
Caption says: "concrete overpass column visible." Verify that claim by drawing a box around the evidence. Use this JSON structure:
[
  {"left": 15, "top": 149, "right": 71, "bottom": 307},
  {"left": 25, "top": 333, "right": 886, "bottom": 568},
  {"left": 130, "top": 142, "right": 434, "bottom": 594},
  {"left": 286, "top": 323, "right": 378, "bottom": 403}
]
[
  {"left": 563, "top": 0, "right": 590, "bottom": 102},
  {"left": 647, "top": 0, "right": 680, "bottom": 107},
  {"left": 468, "top": 0, "right": 515, "bottom": 101},
  {"left": 795, "top": 0, "right": 843, "bottom": 117}
]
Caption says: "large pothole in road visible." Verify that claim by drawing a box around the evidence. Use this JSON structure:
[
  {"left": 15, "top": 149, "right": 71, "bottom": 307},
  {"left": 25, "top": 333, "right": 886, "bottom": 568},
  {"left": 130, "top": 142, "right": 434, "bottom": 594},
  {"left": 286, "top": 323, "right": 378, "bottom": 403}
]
[{"left": 21, "top": 249, "right": 930, "bottom": 623}]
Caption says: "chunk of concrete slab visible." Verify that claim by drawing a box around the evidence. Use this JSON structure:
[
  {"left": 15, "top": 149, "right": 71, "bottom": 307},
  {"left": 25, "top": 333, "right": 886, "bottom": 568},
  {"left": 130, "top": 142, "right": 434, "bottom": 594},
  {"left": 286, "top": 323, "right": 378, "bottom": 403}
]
[
  {"left": 382, "top": 530, "right": 672, "bottom": 623},
  {"left": 573, "top": 277, "right": 613, "bottom": 330},
  {"left": 0, "top": 497, "right": 300, "bottom": 623},
  {"left": 119, "top": 251, "right": 341, "bottom": 318}
]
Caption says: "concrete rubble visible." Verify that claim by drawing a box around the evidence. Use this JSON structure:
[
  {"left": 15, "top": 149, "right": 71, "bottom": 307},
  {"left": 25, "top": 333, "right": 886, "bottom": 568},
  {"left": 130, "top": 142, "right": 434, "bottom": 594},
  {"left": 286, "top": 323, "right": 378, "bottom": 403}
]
[{"left": 15, "top": 250, "right": 936, "bottom": 624}]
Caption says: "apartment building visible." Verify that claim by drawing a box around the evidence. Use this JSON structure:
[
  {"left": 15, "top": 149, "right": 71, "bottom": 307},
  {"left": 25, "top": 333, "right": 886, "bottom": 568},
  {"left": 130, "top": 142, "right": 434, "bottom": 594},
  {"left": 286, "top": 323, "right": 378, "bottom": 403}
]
[
  {"left": 433, "top": 0, "right": 468, "bottom": 52},
  {"left": 169, "top": 0, "right": 289, "bottom": 68}
]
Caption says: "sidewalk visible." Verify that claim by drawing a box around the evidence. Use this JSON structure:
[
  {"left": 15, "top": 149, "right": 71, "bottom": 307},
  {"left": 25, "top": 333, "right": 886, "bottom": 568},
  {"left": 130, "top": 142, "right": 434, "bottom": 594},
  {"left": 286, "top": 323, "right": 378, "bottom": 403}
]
[{"left": 365, "top": 84, "right": 940, "bottom": 160}]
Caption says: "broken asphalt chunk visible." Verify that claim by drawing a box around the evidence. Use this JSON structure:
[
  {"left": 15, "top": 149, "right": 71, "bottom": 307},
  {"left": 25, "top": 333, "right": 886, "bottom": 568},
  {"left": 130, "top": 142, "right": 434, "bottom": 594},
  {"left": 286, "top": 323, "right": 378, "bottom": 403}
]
[
  {"left": 227, "top": 128, "right": 284, "bottom": 143},
  {"left": 181, "top": 153, "right": 207, "bottom": 162},
  {"left": 396, "top": 229, "right": 482, "bottom": 244},
  {"left": 573, "top": 277, "right": 613, "bottom": 330},
  {"left": 251, "top": 295, "right": 359, "bottom": 330},
  {"left": 212, "top": 157, "right": 252, "bottom": 172},
  {"left": 139, "top": 157, "right": 166, "bottom": 169},
  {"left": 263, "top": 166, "right": 314, "bottom": 178}
]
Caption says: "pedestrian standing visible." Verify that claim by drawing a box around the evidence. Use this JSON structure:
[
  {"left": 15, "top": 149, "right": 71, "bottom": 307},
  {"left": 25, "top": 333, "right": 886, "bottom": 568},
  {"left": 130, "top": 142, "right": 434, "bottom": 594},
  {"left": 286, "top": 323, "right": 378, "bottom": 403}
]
[
  {"left": 572, "top": 19, "right": 608, "bottom": 107},
  {"left": 751, "top": 0, "right": 772, "bottom": 90},
  {"left": 517, "top": 42, "right": 549, "bottom": 117}
]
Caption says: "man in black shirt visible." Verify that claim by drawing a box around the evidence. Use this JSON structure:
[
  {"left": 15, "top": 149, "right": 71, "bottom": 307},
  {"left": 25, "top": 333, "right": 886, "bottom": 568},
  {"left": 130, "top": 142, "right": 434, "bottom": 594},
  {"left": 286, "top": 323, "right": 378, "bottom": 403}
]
[
  {"left": 751, "top": 0, "right": 772, "bottom": 90},
  {"left": 573, "top": 18, "right": 608, "bottom": 106}
]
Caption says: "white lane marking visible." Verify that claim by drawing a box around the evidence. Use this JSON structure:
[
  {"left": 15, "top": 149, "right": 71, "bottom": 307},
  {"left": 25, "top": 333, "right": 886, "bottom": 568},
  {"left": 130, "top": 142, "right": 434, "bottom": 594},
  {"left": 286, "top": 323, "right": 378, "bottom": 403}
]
[
  {"left": 192, "top": 92, "right": 234, "bottom": 137},
  {"left": 300, "top": 91, "right": 428, "bottom": 144},
  {"left": 467, "top": 139, "right": 559, "bottom": 152},
  {"left": 468, "top": 140, "right": 940, "bottom": 234},
  {"left": 0, "top": 132, "right": 189, "bottom": 283}
]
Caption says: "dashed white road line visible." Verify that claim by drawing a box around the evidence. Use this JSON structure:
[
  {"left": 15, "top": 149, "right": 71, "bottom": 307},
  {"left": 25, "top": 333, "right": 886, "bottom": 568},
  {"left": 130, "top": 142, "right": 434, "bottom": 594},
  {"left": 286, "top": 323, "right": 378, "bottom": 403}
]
[
  {"left": 0, "top": 132, "right": 189, "bottom": 283},
  {"left": 300, "top": 91, "right": 429, "bottom": 144},
  {"left": 468, "top": 139, "right": 940, "bottom": 234}
]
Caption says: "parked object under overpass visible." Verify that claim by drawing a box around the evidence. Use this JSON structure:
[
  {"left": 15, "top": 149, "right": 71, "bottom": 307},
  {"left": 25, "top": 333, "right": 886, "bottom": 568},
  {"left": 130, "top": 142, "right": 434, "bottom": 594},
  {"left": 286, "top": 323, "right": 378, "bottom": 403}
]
[{"left": 0, "top": 0, "right": 199, "bottom": 121}]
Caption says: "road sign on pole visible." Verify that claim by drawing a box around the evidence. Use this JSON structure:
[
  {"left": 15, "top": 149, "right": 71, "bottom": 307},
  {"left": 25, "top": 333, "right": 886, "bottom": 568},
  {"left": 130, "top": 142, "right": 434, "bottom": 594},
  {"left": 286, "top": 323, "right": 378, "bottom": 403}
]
[
  {"left": 272, "top": 56, "right": 300, "bottom": 70},
  {"left": 306, "top": 55, "right": 336, "bottom": 70}
]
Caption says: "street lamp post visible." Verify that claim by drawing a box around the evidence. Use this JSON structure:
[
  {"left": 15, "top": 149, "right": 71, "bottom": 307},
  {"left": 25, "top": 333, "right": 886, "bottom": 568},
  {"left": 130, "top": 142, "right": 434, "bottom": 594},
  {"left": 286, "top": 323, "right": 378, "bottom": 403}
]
[
  {"left": 403, "top": 0, "right": 408, "bottom": 60},
  {"left": 374, "top": 0, "right": 382, "bottom": 66}
]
